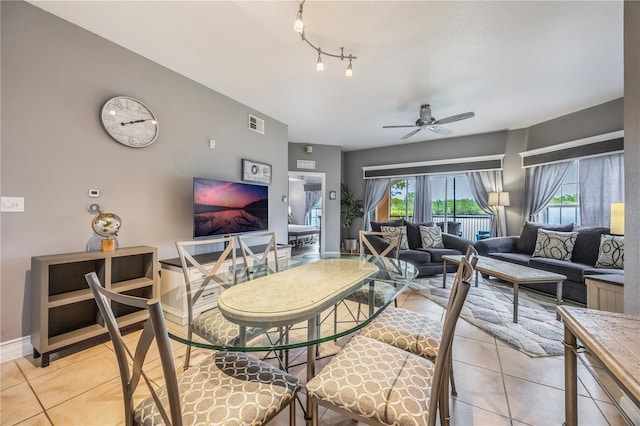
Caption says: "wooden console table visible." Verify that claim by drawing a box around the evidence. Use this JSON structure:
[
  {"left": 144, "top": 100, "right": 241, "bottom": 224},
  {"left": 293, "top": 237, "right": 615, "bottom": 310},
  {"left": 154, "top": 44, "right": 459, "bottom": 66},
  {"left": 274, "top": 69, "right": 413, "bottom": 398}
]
[
  {"left": 585, "top": 274, "right": 624, "bottom": 313},
  {"left": 557, "top": 306, "right": 640, "bottom": 426}
]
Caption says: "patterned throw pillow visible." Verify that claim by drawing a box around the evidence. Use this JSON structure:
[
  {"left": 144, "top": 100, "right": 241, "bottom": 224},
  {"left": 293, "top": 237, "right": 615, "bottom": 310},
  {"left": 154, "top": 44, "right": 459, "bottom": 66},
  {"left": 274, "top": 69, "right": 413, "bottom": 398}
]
[
  {"left": 380, "top": 225, "right": 409, "bottom": 249},
  {"left": 595, "top": 234, "right": 624, "bottom": 269},
  {"left": 419, "top": 225, "right": 445, "bottom": 249},
  {"left": 532, "top": 229, "right": 578, "bottom": 261}
]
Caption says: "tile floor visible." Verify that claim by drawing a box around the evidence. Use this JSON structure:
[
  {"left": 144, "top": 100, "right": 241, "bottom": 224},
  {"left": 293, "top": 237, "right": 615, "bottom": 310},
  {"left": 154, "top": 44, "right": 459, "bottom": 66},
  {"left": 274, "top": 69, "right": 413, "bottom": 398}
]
[{"left": 2, "top": 287, "right": 638, "bottom": 426}]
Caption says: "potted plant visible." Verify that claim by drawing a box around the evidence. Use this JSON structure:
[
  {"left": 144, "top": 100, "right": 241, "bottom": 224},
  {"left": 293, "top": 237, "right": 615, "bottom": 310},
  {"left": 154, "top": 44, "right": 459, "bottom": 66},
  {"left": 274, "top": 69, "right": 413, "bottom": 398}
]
[{"left": 341, "top": 183, "right": 364, "bottom": 252}]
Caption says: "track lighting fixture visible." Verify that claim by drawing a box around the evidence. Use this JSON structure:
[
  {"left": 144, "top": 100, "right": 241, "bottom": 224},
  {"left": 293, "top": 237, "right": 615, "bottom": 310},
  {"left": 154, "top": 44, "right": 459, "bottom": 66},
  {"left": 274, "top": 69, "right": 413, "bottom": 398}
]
[{"left": 293, "top": 0, "right": 357, "bottom": 76}]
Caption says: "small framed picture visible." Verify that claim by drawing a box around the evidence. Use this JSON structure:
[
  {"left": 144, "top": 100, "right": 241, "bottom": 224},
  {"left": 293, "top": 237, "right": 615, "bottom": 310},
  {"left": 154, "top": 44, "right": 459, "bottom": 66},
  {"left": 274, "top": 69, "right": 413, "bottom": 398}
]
[
  {"left": 329, "top": 190, "right": 337, "bottom": 200},
  {"left": 242, "top": 159, "right": 272, "bottom": 184}
]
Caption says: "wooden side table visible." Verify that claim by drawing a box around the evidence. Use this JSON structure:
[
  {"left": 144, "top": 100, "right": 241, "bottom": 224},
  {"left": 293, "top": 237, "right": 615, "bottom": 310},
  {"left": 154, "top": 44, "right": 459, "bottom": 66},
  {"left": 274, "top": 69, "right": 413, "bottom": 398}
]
[{"left": 585, "top": 274, "right": 624, "bottom": 313}]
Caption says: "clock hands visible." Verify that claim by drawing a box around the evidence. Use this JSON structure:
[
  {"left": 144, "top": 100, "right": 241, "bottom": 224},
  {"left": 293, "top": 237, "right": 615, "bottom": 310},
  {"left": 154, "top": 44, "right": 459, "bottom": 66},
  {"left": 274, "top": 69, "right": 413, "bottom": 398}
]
[{"left": 120, "top": 118, "right": 157, "bottom": 126}]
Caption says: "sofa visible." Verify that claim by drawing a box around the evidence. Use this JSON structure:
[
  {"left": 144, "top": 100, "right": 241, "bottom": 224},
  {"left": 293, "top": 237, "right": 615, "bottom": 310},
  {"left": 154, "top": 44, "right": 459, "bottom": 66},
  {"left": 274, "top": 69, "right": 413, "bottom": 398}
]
[
  {"left": 473, "top": 221, "right": 624, "bottom": 304},
  {"left": 367, "top": 219, "right": 474, "bottom": 276}
]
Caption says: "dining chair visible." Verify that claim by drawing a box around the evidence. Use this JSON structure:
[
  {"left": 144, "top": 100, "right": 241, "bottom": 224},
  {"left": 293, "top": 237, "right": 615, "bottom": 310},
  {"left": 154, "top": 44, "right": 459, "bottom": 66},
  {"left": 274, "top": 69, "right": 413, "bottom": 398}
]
[
  {"left": 306, "top": 257, "right": 475, "bottom": 426},
  {"left": 359, "top": 245, "right": 478, "bottom": 415},
  {"left": 332, "top": 230, "right": 402, "bottom": 335},
  {"left": 175, "top": 236, "right": 263, "bottom": 369},
  {"left": 85, "top": 272, "right": 300, "bottom": 426},
  {"left": 236, "top": 231, "right": 280, "bottom": 276}
]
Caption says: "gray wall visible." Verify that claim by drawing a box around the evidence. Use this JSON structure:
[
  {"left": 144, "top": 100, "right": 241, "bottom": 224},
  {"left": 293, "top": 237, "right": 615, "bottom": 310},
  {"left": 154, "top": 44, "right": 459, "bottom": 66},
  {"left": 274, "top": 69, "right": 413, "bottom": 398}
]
[
  {"left": 288, "top": 143, "right": 342, "bottom": 251},
  {"left": 624, "top": 2, "right": 640, "bottom": 315},
  {"left": 1, "top": 2, "right": 289, "bottom": 341},
  {"left": 527, "top": 98, "right": 623, "bottom": 150}
]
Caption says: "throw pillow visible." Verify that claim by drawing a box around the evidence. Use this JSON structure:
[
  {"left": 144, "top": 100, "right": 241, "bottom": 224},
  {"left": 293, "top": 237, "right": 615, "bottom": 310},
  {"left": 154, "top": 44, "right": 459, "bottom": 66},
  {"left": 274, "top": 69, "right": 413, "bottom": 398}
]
[
  {"left": 419, "top": 225, "right": 445, "bottom": 249},
  {"left": 380, "top": 225, "right": 409, "bottom": 250},
  {"left": 516, "top": 221, "right": 574, "bottom": 254},
  {"left": 595, "top": 234, "right": 624, "bottom": 269},
  {"left": 532, "top": 229, "right": 578, "bottom": 261}
]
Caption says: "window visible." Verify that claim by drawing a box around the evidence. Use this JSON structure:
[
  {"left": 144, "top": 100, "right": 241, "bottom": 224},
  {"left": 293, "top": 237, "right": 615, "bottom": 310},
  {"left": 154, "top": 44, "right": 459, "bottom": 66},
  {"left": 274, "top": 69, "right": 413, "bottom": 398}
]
[
  {"left": 308, "top": 199, "right": 322, "bottom": 227},
  {"left": 431, "top": 175, "right": 488, "bottom": 239},
  {"left": 389, "top": 179, "right": 415, "bottom": 221},
  {"left": 544, "top": 162, "right": 580, "bottom": 225}
]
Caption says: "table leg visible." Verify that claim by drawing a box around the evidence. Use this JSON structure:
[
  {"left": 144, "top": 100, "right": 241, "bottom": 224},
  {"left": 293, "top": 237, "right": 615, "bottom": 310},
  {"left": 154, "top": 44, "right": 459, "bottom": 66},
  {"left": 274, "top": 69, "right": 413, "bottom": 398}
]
[
  {"left": 442, "top": 260, "right": 448, "bottom": 288},
  {"left": 564, "top": 326, "right": 578, "bottom": 426},
  {"left": 307, "top": 315, "right": 319, "bottom": 426},
  {"left": 556, "top": 281, "right": 563, "bottom": 321},
  {"left": 475, "top": 269, "right": 479, "bottom": 287},
  {"left": 238, "top": 325, "right": 246, "bottom": 346},
  {"left": 513, "top": 282, "right": 519, "bottom": 323}
]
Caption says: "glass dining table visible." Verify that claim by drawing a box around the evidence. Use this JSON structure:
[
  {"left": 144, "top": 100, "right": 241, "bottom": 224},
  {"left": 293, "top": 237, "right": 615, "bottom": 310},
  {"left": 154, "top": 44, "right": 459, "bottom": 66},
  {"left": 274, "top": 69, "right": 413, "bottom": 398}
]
[{"left": 161, "top": 251, "right": 418, "bottom": 424}]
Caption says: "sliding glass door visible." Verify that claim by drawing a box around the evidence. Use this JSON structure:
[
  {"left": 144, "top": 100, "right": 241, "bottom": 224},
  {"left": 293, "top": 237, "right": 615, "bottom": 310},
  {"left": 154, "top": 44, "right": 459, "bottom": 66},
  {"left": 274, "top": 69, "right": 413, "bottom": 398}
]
[{"left": 431, "top": 175, "right": 488, "bottom": 239}]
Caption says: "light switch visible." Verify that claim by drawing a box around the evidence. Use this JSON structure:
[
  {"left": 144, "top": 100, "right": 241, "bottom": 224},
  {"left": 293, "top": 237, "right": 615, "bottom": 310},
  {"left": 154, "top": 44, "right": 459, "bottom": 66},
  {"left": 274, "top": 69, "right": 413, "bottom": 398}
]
[{"left": 1, "top": 197, "right": 25, "bottom": 212}]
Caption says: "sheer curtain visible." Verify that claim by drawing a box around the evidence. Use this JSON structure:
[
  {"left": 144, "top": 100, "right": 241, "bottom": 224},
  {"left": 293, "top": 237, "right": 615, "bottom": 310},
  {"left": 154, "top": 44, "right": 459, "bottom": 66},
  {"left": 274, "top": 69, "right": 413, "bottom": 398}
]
[
  {"left": 413, "top": 175, "right": 432, "bottom": 224},
  {"left": 466, "top": 170, "right": 505, "bottom": 236},
  {"left": 304, "top": 190, "right": 322, "bottom": 225},
  {"left": 579, "top": 153, "right": 624, "bottom": 226},
  {"left": 523, "top": 161, "right": 573, "bottom": 222},
  {"left": 363, "top": 178, "right": 391, "bottom": 230}
]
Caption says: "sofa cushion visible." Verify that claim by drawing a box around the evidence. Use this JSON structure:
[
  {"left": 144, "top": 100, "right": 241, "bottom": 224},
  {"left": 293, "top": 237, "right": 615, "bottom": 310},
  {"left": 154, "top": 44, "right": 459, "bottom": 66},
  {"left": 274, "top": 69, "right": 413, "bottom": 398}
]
[
  {"left": 527, "top": 257, "right": 592, "bottom": 283},
  {"left": 371, "top": 219, "right": 405, "bottom": 232},
  {"left": 532, "top": 229, "right": 578, "bottom": 261},
  {"left": 571, "top": 227, "right": 610, "bottom": 266},
  {"left": 399, "top": 249, "right": 431, "bottom": 265},
  {"left": 380, "top": 225, "right": 409, "bottom": 249},
  {"left": 595, "top": 234, "right": 624, "bottom": 269},
  {"left": 582, "top": 268, "right": 625, "bottom": 277},
  {"left": 488, "top": 252, "right": 532, "bottom": 266},
  {"left": 419, "top": 225, "right": 444, "bottom": 248},
  {"left": 416, "top": 247, "right": 462, "bottom": 263},
  {"left": 516, "top": 221, "right": 574, "bottom": 255}
]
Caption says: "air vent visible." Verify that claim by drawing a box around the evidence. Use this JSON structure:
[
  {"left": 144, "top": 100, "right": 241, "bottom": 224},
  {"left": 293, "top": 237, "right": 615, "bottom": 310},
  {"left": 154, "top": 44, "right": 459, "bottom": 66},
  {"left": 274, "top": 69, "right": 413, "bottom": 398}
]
[{"left": 248, "top": 114, "right": 265, "bottom": 135}]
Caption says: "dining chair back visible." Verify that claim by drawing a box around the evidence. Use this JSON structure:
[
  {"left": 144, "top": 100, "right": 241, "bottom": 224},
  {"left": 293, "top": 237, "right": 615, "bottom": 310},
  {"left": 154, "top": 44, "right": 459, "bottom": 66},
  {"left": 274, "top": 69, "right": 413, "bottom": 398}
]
[
  {"left": 359, "top": 229, "right": 401, "bottom": 260},
  {"left": 85, "top": 272, "right": 300, "bottom": 426},
  {"left": 236, "top": 231, "right": 280, "bottom": 276},
  {"left": 175, "top": 236, "right": 262, "bottom": 368},
  {"left": 306, "top": 257, "right": 475, "bottom": 426}
]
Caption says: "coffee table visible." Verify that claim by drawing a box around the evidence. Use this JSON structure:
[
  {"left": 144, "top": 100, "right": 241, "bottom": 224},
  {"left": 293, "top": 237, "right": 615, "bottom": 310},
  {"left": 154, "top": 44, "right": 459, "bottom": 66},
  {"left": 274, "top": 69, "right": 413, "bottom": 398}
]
[{"left": 442, "top": 255, "right": 566, "bottom": 323}]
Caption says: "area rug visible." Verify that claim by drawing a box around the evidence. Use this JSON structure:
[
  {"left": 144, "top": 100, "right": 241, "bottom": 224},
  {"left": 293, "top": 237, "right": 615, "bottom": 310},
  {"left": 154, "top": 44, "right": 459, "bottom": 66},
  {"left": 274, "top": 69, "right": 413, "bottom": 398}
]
[{"left": 409, "top": 275, "right": 565, "bottom": 357}]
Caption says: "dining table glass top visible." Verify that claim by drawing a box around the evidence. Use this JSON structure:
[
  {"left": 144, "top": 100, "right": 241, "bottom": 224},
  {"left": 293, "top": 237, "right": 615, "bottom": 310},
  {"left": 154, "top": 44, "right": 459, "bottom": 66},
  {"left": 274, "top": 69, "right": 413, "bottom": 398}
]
[{"left": 162, "top": 252, "right": 418, "bottom": 352}]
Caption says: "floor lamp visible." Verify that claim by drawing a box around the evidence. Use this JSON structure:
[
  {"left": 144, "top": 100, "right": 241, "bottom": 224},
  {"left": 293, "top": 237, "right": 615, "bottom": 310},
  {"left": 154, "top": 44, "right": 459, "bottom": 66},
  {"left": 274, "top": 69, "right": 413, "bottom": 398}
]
[{"left": 488, "top": 191, "right": 510, "bottom": 236}]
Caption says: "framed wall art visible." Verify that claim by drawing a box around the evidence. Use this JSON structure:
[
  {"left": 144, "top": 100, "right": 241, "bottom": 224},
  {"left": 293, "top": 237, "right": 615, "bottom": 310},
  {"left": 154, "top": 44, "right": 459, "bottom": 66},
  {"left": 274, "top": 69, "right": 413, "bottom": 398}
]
[{"left": 242, "top": 159, "right": 272, "bottom": 184}]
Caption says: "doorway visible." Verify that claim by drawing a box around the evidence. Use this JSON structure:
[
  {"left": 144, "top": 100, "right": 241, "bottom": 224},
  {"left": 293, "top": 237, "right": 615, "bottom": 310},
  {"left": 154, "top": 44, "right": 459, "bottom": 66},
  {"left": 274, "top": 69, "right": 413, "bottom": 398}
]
[{"left": 288, "top": 172, "right": 325, "bottom": 254}]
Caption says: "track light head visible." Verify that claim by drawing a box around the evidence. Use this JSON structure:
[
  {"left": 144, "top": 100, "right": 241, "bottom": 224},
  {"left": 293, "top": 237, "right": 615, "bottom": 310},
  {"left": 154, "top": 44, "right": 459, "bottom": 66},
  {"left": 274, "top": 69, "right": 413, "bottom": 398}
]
[{"left": 293, "top": 5, "right": 304, "bottom": 33}]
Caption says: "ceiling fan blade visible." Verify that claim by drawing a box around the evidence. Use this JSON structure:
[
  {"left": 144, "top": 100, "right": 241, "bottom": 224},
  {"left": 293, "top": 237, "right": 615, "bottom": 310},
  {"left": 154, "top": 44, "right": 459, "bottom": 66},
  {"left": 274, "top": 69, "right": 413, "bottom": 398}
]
[
  {"left": 383, "top": 125, "right": 418, "bottom": 128},
  {"left": 401, "top": 128, "right": 422, "bottom": 140},
  {"left": 428, "top": 125, "right": 452, "bottom": 136},
  {"left": 434, "top": 111, "right": 475, "bottom": 125}
]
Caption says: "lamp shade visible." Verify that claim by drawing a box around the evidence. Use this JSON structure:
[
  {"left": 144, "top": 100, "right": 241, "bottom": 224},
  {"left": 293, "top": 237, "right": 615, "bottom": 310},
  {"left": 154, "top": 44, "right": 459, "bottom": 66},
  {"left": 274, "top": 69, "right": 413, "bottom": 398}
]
[
  {"left": 610, "top": 202, "right": 624, "bottom": 235},
  {"left": 488, "top": 192, "right": 511, "bottom": 207}
]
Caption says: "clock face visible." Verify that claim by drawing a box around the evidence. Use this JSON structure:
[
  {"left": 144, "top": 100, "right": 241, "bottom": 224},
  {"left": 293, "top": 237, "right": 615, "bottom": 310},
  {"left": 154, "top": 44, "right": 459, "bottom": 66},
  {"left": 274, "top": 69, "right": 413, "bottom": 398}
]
[{"left": 100, "top": 96, "right": 159, "bottom": 147}]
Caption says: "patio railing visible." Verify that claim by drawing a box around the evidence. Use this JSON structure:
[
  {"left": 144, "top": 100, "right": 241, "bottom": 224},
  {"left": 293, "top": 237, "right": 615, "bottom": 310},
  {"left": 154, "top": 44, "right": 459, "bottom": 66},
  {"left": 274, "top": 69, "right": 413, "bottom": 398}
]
[{"left": 390, "top": 214, "right": 493, "bottom": 241}]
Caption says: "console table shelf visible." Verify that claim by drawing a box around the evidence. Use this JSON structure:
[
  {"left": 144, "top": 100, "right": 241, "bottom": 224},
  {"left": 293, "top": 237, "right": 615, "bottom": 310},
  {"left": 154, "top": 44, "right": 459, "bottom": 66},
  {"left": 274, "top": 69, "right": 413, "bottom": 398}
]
[{"left": 31, "top": 246, "right": 158, "bottom": 367}]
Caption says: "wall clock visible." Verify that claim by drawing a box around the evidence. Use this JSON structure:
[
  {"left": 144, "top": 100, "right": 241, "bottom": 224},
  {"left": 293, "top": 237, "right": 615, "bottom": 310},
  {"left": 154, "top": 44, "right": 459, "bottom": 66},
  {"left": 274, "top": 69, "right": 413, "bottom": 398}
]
[{"left": 100, "top": 96, "right": 159, "bottom": 148}]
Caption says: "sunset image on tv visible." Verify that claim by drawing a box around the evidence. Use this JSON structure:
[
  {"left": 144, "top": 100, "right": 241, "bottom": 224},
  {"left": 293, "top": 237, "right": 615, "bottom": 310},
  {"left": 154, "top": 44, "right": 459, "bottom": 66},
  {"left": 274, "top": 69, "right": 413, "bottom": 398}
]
[{"left": 193, "top": 178, "right": 268, "bottom": 238}]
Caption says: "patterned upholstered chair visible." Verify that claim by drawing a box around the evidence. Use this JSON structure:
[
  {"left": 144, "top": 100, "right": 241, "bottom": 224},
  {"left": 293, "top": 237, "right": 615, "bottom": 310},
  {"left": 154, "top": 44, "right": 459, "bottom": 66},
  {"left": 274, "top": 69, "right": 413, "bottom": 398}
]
[
  {"left": 85, "top": 272, "right": 300, "bottom": 426},
  {"left": 307, "top": 258, "right": 475, "bottom": 426},
  {"left": 359, "top": 245, "right": 478, "bottom": 418},
  {"left": 176, "top": 236, "right": 264, "bottom": 368}
]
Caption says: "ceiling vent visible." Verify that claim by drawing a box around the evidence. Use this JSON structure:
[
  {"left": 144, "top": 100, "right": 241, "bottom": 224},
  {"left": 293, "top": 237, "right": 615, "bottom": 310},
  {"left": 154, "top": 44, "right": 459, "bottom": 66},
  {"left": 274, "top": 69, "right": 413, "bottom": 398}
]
[{"left": 248, "top": 114, "right": 265, "bottom": 135}]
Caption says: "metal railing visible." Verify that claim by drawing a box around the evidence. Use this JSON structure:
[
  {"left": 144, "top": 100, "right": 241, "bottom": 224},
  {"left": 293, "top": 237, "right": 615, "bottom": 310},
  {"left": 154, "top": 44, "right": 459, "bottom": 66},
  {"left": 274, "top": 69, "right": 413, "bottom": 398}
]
[{"left": 390, "top": 214, "right": 493, "bottom": 241}]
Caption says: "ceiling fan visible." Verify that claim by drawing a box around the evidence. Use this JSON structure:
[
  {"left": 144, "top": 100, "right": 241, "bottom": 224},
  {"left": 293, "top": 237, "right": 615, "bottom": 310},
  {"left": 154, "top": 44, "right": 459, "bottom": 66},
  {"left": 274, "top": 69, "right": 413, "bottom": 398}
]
[{"left": 383, "top": 104, "right": 475, "bottom": 140}]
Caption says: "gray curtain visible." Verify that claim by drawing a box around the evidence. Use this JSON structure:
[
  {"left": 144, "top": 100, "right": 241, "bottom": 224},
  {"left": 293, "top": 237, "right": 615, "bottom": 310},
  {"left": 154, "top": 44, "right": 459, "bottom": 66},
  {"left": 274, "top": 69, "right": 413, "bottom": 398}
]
[
  {"left": 304, "top": 190, "right": 322, "bottom": 225},
  {"left": 523, "top": 161, "right": 573, "bottom": 222},
  {"left": 413, "top": 175, "right": 432, "bottom": 224},
  {"left": 363, "top": 178, "right": 391, "bottom": 230},
  {"left": 579, "top": 153, "right": 624, "bottom": 227},
  {"left": 466, "top": 170, "right": 505, "bottom": 236}
]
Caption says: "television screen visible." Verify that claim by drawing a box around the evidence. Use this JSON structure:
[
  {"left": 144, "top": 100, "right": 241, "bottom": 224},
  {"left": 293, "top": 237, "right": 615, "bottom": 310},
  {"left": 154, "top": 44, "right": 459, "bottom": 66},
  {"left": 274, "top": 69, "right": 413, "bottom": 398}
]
[{"left": 193, "top": 178, "right": 269, "bottom": 238}]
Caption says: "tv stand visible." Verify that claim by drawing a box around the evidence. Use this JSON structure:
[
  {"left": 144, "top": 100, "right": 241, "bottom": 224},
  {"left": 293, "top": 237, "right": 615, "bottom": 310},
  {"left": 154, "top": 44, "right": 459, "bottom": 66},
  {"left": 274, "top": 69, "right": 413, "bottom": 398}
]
[{"left": 159, "top": 243, "right": 291, "bottom": 325}]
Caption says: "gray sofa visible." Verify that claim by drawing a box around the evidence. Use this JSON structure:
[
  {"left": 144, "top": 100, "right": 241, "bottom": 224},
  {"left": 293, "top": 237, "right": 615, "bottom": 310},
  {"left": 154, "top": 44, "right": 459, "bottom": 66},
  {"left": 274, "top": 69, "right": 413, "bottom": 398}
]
[
  {"left": 473, "top": 222, "right": 624, "bottom": 304},
  {"left": 368, "top": 219, "right": 474, "bottom": 277}
]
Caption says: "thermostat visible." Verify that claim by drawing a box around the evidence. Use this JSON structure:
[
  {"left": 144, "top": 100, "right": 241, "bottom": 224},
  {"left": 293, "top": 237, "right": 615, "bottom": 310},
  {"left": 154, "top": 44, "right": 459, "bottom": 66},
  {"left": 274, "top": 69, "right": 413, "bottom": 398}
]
[{"left": 89, "top": 189, "right": 100, "bottom": 198}]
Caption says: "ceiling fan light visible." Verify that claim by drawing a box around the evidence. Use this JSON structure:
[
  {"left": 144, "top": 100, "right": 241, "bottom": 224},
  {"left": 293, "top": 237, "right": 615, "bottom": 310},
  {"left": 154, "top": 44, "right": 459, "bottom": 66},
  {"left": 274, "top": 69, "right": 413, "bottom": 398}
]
[{"left": 316, "top": 50, "right": 324, "bottom": 71}]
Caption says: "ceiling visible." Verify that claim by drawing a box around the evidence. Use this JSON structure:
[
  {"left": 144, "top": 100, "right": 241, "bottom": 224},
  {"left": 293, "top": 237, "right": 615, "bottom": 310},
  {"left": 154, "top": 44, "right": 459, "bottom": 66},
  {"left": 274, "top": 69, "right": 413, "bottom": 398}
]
[{"left": 30, "top": 1, "right": 624, "bottom": 151}]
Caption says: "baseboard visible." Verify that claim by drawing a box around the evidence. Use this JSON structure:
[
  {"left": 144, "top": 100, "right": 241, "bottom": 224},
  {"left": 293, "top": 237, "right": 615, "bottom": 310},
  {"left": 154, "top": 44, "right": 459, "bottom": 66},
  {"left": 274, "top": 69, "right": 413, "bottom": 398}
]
[{"left": 0, "top": 336, "right": 31, "bottom": 363}]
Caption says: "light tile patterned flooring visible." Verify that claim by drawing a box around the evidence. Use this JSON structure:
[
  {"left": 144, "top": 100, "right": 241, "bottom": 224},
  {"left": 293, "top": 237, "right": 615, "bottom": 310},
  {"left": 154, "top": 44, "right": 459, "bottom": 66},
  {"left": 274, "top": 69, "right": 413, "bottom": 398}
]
[{"left": 1, "top": 287, "right": 638, "bottom": 426}]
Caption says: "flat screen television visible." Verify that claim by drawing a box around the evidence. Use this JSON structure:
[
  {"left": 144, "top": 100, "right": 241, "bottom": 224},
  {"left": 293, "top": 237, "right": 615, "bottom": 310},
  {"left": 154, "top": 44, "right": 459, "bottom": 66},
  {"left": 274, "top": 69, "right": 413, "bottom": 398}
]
[{"left": 193, "top": 177, "right": 269, "bottom": 238}]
